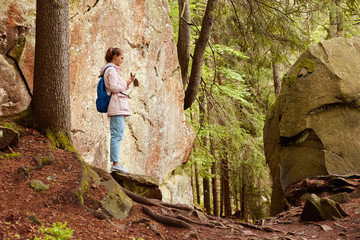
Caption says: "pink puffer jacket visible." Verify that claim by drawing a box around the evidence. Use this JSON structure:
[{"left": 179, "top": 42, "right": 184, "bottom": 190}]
[{"left": 100, "top": 63, "right": 131, "bottom": 117}]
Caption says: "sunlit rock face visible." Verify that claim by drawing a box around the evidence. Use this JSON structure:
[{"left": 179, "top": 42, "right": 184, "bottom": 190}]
[
  {"left": 264, "top": 37, "right": 360, "bottom": 215},
  {"left": 0, "top": 0, "right": 195, "bottom": 206}
]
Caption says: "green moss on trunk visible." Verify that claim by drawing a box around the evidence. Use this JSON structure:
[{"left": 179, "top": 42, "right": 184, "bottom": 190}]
[{"left": 46, "top": 129, "right": 77, "bottom": 152}]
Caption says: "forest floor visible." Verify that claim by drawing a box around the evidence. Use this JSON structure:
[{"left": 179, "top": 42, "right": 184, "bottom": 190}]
[{"left": 0, "top": 122, "right": 359, "bottom": 240}]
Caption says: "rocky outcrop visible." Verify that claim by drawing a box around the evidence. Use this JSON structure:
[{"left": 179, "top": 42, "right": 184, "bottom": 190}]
[
  {"left": 264, "top": 37, "right": 360, "bottom": 215},
  {"left": 0, "top": 1, "right": 195, "bottom": 205}
]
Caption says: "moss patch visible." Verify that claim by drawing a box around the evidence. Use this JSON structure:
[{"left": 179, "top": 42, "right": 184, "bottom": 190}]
[
  {"left": 266, "top": 95, "right": 280, "bottom": 121},
  {"left": 297, "top": 58, "right": 315, "bottom": 76},
  {"left": 282, "top": 74, "right": 297, "bottom": 86},
  {"left": 46, "top": 129, "right": 77, "bottom": 152},
  {"left": 7, "top": 37, "right": 26, "bottom": 62},
  {"left": 2, "top": 122, "right": 21, "bottom": 132},
  {"left": 0, "top": 153, "right": 22, "bottom": 160},
  {"left": 13, "top": 104, "right": 34, "bottom": 125},
  {"left": 30, "top": 179, "right": 49, "bottom": 192}
]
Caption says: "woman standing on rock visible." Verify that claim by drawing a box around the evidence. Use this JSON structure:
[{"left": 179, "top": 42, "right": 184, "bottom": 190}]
[{"left": 100, "top": 47, "right": 136, "bottom": 173}]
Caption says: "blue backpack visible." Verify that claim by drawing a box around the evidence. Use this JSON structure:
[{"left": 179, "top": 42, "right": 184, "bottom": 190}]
[{"left": 96, "top": 66, "right": 113, "bottom": 113}]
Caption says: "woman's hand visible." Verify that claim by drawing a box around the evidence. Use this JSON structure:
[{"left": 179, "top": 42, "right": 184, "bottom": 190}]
[{"left": 126, "top": 73, "right": 136, "bottom": 86}]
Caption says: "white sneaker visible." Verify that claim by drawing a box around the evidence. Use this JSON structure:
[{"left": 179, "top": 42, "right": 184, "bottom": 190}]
[{"left": 110, "top": 164, "right": 130, "bottom": 174}]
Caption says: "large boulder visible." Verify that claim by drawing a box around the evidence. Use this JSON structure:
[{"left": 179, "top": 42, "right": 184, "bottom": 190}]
[
  {"left": 0, "top": 0, "right": 195, "bottom": 206},
  {"left": 264, "top": 37, "right": 360, "bottom": 215}
]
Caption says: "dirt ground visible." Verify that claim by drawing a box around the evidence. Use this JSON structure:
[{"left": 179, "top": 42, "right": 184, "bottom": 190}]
[{"left": 0, "top": 123, "right": 359, "bottom": 240}]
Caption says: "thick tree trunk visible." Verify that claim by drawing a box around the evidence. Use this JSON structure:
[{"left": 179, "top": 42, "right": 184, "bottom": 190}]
[
  {"left": 33, "top": 0, "right": 71, "bottom": 136},
  {"left": 221, "top": 156, "right": 232, "bottom": 216},
  {"left": 178, "top": 0, "right": 191, "bottom": 87},
  {"left": 184, "top": 0, "right": 218, "bottom": 110},
  {"left": 272, "top": 63, "right": 281, "bottom": 96}
]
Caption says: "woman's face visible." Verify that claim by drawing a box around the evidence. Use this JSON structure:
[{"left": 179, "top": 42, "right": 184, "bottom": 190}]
[{"left": 113, "top": 54, "right": 124, "bottom": 66}]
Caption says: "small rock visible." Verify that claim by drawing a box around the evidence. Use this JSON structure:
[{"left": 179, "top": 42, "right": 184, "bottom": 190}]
[
  {"left": 27, "top": 214, "right": 42, "bottom": 225},
  {"left": 47, "top": 174, "right": 57, "bottom": 181},
  {"left": 350, "top": 187, "right": 360, "bottom": 199},
  {"left": 116, "top": 224, "right": 126, "bottom": 230},
  {"left": 329, "top": 193, "right": 351, "bottom": 204},
  {"left": 29, "top": 180, "right": 49, "bottom": 192},
  {"left": 320, "top": 225, "right": 333, "bottom": 231}
]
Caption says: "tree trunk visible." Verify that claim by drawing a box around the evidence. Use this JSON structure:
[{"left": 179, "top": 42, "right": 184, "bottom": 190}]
[
  {"left": 184, "top": 0, "right": 218, "bottom": 110},
  {"left": 327, "top": 0, "right": 343, "bottom": 38},
  {"left": 195, "top": 163, "right": 200, "bottom": 204},
  {"left": 240, "top": 171, "right": 246, "bottom": 220},
  {"left": 221, "top": 156, "right": 232, "bottom": 216},
  {"left": 178, "top": 0, "right": 191, "bottom": 87},
  {"left": 220, "top": 174, "right": 224, "bottom": 216},
  {"left": 203, "top": 176, "right": 211, "bottom": 215},
  {"left": 209, "top": 127, "right": 219, "bottom": 216},
  {"left": 33, "top": 0, "right": 71, "bottom": 137},
  {"left": 272, "top": 63, "right": 281, "bottom": 96},
  {"left": 211, "top": 159, "right": 219, "bottom": 216}
]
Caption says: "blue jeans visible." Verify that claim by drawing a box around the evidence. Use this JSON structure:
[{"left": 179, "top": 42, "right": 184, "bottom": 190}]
[{"left": 110, "top": 115, "right": 125, "bottom": 163}]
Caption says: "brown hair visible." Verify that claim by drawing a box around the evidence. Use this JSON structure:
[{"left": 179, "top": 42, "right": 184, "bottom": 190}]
[{"left": 105, "top": 47, "right": 123, "bottom": 62}]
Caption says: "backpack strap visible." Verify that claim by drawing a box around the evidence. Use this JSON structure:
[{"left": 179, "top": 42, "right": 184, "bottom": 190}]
[
  {"left": 100, "top": 65, "right": 128, "bottom": 97},
  {"left": 99, "top": 65, "right": 113, "bottom": 78}
]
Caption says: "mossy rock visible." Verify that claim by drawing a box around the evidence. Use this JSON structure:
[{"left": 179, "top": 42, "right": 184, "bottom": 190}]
[
  {"left": 100, "top": 180, "right": 133, "bottom": 219},
  {"left": 0, "top": 126, "right": 19, "bottom": 150},
  {"left": 29, "top": 179, "right": 49, "bottom": 192},
  {"left": 300, "top": 194, "right": 348, "bottom": 221}
]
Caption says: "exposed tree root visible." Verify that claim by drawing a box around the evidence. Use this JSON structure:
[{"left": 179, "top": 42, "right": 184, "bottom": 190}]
[
  {"left": 119, "top": 186, "right": 161, "bottom": 207},
  {"left": 142, "top": 206, "right": 192, "bottom": 229},
  {"left": 175, "top": 215, "right": 216, "bottom": 228},
  {"left": 17, "top": 152, "right": 55, "bottom": 179}
]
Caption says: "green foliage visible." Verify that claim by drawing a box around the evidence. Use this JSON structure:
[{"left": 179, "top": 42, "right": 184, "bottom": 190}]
[{"left": 34, "top": 222, "right": 74, "bottom": 240}]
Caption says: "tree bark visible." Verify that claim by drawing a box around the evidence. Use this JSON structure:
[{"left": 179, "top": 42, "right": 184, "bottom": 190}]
[
  {"left": 211, "top": 157, "right": 219, "bottom": 216},
  {"left": 178, "top": 0, "right": 191, "bottom": 87},
  {"left": 240, "top": 179, "right": 245, "bottom": 219},
  {"left": 221, "top": 156, "right": 232, "bottom": 216},
  {"left": 33, "top": 0, "right": 71, "bottom": 136},
  {"left": 195, "top": 163, "right": 200, "bottom": 205},
  {"left": 184, "top": 0, "right": 218, "bottom": 110},
  {"left": 272, "top": 63, "right": 281, "bottom": 96},
  {"left": 220, "top": 173, "right": 224, "bottom": 217},
  {"left": 209, "top": 128, "right": 219, "bottom": 216},
  {"left": 203, "top": 176, "right": 211, "bottom": 215}
]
